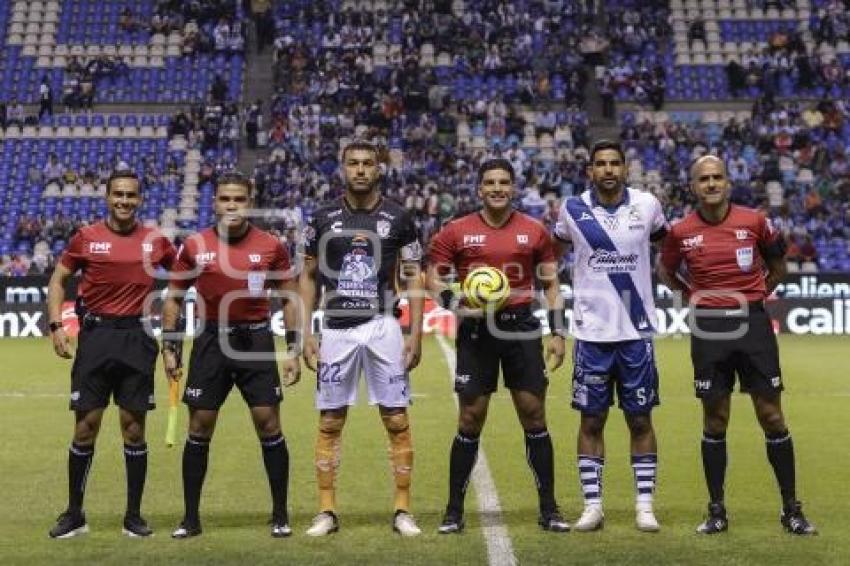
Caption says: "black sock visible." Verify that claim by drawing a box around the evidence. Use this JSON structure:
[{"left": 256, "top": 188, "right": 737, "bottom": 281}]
[
  {"left": 765, "top": 429, "right": 796, "bottom": 506},
  {"left": 260, "top": 433, "right": 290, "bottom": 521},
  {"left": 701, "top": 431, "right": 727, "bottom": 504},
  {"left": 124, "top": 443, "right": 148, "bottom": 517},
  {"left": 68, "top": 442, "right": 94, "bottom": 514},
  {"left": 447, "top": 431, "right": 479, "bottom": 514},
  {"left": 524, "top": 428, "right": 556, "bottom": 514},
  {"left": 182, "top": 434, "right": 210, "bottom": 524}
]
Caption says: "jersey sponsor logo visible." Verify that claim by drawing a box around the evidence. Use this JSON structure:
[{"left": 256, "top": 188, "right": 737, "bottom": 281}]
[
  {"left": 89, "top": 242, "right": 112, "bottom": 254},
  {"left": 736, "top": 247, "right": 754, "bottom": 272},
  {"left": 682, "top": 234, "right": 704, "bottom": 250},
  {"left": 331, "top": 221, "right": 343, "bottom": 232},
  {"left": 628, "top": 205, "right": 641, "bottom": 222},
  {"left": 185, "top": 387, "right": 203, "bottom": 398},
  {"left": 577, "top": 212, "right": 594, "bottom": 222},
  {"left": 71, "top": 391, "right": 80, "bottom": 401},
  {"left": 735, "top": 229, "right": 748, "bottom": 240},
  {"left": 770, "top": 376, "right": 782, "bottom": 388},
  {"left": 338, "top": 248, "right": 378, "bottom": 298},
  {"left": 376, "top": 220, "right": 391, "bottom": 237},
  {"left": 587, "top": 249, "right": 640, "bottom": 272},
  {"left": 327, "top": 209, "right": 343, "bottom": 218},
  {"left": 195, "top": 251, "right": 217, "bottom": 266},
  {"left": 462, "top": 234, "right": 487, "bottom": 246},
  {"left": 248, "top": 254, "right": 262, "bottom": 263},
  {"left": 302, "top": 224, "right": 316, "bottom": 244},
  {"left": 455, "top": 374, "right": 471, "bottom": 386},
  {"left": 694, "top": 379, "right": 711, "bottom": 392},
  {"left": 378, "top": 211, "right": 396, "bottom": 220},
  {"left": 516, "top": 234, "right": 529, "bottom": 245},
  {"left": 141, "top": 243, "right": 154, "bottom": 253}
]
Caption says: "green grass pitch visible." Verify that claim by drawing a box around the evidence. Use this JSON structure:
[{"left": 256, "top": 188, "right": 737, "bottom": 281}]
[{"left": 0, "top": 334, "right": 848, "bottom": 565}]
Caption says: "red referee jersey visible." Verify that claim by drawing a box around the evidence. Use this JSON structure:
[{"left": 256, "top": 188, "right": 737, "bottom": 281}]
[
  {"left": 171, "top": 225, "right": 291, "bottom": 322},
  {"left": 60, "top": 222, "right": 176, "bottom": 316},
  {"left": 428, "top": 211, "right": 555, "bottom": 308},
  {"left": 660, "top": 205, "right": 784, "bottom": 307}
]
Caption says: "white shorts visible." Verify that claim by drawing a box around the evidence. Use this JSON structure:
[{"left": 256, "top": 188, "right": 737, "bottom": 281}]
[{"left": 316, "top": 315, "right": 410, "bottom": 410}]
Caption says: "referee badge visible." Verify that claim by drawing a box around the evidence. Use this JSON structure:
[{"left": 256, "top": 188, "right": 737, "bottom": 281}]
[{"left": 736, "top": 247, "right": 754, "bottom": 272}]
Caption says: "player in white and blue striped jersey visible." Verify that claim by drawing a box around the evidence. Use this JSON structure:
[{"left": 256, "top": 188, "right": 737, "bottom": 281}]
[{"left": 553, "top": 140, "right": 668, "bottom": 532}]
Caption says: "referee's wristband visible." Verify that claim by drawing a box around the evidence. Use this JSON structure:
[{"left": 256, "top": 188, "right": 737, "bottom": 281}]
[
  {"left": 285, "top": 330, "right": 301, "bottom": 351},
  {"left": 547, "top": 309, "right": 568, "bottom": 338}
]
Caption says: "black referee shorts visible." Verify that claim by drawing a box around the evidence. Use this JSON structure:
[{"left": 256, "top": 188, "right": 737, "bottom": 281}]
[
  {"left": 184, "top": 323, "right": 282, "bottom": 410},
  {"left": 454, "top": 307, "right": 548, "bottom": 399},
  {"left": 690, "top": 303, "right": 783, "bottom": 400},
  {"left": 70, "top": 320, "right": 158, "bottom": 413}
]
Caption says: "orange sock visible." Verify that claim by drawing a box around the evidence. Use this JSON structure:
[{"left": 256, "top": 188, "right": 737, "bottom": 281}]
[
  {"left": 383, "top": 412, "right": 413, "bottom": 512},
  {"left": 315, "top": 415, "right": 344, "bottom": 513}
]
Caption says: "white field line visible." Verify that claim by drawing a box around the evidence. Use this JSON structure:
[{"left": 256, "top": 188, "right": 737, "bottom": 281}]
[{"left": 435, "top": 334, "right": 518, "bottom": 566}]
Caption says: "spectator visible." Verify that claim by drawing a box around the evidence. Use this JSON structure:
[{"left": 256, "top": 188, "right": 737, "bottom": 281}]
[{"left": 38, "top": 75, "right": 53, "bottom": 119}]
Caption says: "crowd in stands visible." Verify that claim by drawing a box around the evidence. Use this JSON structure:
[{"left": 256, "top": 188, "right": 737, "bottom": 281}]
[
  {"left": 619, "top": 93, "right": 850, "bottom": 270},
  {"left": 598, "top": 0, "right": 672, "bottom": 109},
  {"left": 3, "top": 1, "right": 850, "bottom": 275}
]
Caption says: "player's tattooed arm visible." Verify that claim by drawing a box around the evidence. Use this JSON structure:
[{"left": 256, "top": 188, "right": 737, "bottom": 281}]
[
  {"left": 298, "top": 256, "right": 320, "bottom": 371},
  {"left": 47, "top": 262, "right": 75, "bottom": 359},
  {"left": 539, "top": 260, "right": 566, "bottom": 370},
  {"left": 160, "top": 284, "right": 185, "bottom": 382},
  {"left": 401, "top": 259, "right": 423, "bottom": 371}
]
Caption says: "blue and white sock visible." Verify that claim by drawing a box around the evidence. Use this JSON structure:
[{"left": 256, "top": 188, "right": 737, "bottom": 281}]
[
  {"left": 632, "top": 453, "right": 658, "bottom": 506},
  {"left": 578, "top": 455, "right": 604, "bottom": 507}
]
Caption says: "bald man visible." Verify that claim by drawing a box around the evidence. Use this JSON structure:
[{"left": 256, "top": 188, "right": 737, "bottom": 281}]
[{"left": 659, "top": 156, "right": 816, "bottom": 536}]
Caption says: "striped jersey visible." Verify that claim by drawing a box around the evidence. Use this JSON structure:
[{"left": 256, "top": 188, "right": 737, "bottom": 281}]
[{"left": 554, "top": 188, "right": 667, "bottom": 342}]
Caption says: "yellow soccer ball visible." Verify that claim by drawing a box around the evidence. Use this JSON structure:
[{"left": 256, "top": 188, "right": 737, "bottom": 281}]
[{"left": 462, "top": 267, "right": 511, "bottom": 311}]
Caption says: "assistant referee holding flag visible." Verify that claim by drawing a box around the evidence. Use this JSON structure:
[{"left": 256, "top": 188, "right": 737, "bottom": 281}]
[
  {"left": 47, "top": 171, "right": 176, "bottom": 538},
  {"left": 162, "top": 173, "right": 301, "bottom": 538},
  {"left": 659, "top": 155, "right": 816, "bottom": 535}
]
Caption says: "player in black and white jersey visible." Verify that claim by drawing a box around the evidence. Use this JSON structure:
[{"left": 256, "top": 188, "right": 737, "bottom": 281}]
[{"left": 298, "top": 140, "right": 425, "bottom": 537}]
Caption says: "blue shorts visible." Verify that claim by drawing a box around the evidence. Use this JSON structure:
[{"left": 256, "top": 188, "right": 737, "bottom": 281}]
[{"left": 571, "top": 339, "right": 660, "bottom": 415}]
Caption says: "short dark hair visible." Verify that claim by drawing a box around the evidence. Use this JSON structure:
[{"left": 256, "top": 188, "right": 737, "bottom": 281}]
[
  {"left": 106, "top": 170, "right": 141, "bottom": 194},
  {"left": 478, "top": 159, "right": 515, "bottom": 184},
  {"left": 589, "top": 139, "right": 626, "bottom": 163},
  {"left": 341, "top": 139, "right": 379, "bottom": 160},
  {"left": 215, "top": 171, "right": 253, "bottom": 195}
]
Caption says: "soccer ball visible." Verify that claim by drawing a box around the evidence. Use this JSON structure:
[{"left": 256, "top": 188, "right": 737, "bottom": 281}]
[{"left": 462, "top": 267, "right": 511, "bottom": 311}]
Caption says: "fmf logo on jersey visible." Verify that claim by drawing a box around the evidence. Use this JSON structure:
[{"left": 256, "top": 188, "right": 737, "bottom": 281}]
[
  {"left": 89, "top": 242, "right": 112, "bottom": 254},
  {"left": 736, "top": 247, "right": 754, "bottom": 272},
  {"left": 735, "top": 230, "right": 748, "bottom": 240},
  {"left": 516, "top": 234, "right": 529, "bottom": 244},
  {"left": 248, "top": 254, "right": 262, "bottom": 263},
  {"left": 682, "top": 234, "right": 703, "bottom": 250},
  {"left": 463, "top": 234, "right": 486, "bottom": 246},
  {"left": 195, "top": 252, "right": 217, "bottom": 265}
]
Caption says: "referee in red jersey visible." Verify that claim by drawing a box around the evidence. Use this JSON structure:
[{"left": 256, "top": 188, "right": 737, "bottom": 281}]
[
  {"left": 46, "top": 171, "right": 177, "bottom": 538},
  {"left": 162, "top": 173, "right": 301, "bottom": 539},
  {"left": 659, "top": 155, "right": 816, "bottom": 535},
  {"left": 427, "top": 159, "right": 570, "bottom": 534}
]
